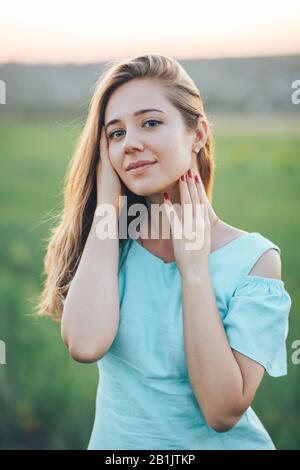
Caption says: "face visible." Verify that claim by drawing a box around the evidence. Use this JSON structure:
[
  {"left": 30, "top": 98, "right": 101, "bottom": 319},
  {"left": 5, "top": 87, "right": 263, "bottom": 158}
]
[{"left": 104, "top": 78, "right": 205, "bottom": 197}]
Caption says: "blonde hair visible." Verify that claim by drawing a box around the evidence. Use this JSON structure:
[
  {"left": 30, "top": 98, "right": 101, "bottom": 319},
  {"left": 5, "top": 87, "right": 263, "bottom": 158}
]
[{"left": 35, "top": 53, "right": 215, "bottom": 321}]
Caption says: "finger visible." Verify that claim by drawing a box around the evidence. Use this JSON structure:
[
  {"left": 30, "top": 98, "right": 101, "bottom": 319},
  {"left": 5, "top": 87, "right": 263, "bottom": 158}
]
[
  {"left": 179, "top": 171, "right": 193, "bottom": 225},
  {"left": 194, "top": 172, "right": 207, "bottom": 203},
  {"left": 99, "top": 126, "right": 109, "bottom": 163},
  {"left": 163, "top": 193, "right": 182, "bottom": 239},
  {"left": 186, "top": 168, "right": 200, "bottom": 219},
  {"left": 194, "top": 173, "right": 211, "bottom": 229},
  {"left": 194, "top": 172, "right": 218, "bottom": 221}
]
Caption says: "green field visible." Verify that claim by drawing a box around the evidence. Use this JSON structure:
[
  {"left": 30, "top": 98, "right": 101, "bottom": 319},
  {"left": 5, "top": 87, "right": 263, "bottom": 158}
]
[{"left": 0, "top": 116, "right": 299, "bottom": 449}]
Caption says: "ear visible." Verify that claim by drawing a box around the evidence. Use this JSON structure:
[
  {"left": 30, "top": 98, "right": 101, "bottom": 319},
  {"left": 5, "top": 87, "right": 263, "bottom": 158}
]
[{"left": 192, "top": 117, "right": 209, "bottom": 153}]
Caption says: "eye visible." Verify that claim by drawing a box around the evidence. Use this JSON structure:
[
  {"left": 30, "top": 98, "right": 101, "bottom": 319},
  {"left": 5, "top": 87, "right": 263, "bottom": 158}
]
[{"left": 108, "top": 119, "right": 162, "bottom": 140}]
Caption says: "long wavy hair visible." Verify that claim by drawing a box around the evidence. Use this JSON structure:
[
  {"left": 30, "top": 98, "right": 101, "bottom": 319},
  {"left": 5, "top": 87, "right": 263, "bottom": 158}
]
[{"left": 35, "top": 53, "right": 215, "bottom": 321}]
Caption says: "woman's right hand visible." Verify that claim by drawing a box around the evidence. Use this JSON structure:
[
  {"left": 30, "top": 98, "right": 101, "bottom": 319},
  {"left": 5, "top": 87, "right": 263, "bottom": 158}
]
[{"left": 96, "top": 126, "right": 122, "bottom": 210}]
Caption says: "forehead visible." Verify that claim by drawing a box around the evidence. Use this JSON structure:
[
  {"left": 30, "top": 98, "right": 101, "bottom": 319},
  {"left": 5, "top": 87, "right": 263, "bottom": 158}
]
[{"left": 105, "top": 79, "right": 173, "bottom": 120}]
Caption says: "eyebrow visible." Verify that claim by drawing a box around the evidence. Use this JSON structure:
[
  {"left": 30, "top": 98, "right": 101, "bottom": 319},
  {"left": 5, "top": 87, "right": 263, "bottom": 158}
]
[{"left": 105, "top": 108, "right": 165, "bottom": 131}]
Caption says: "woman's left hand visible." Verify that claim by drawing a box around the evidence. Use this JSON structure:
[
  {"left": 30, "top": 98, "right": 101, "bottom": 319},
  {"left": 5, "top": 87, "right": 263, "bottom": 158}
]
[{"left": 163, "top": 168, "right": 215, "bottom": 280}]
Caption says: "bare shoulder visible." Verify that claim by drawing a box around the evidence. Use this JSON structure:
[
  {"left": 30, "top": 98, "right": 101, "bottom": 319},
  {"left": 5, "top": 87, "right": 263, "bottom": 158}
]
[{"left": 249, "top": 248, "right": 282, "bottom": 279}]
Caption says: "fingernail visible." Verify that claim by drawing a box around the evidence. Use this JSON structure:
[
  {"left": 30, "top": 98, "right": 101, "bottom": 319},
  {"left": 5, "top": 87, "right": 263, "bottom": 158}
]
[
  {"left": 180, "top": 174, "right": 185, "bottom": 182},
  {"left": 188, "top": 169, "right": 193, "bottom": 178},
  {"left": 164, "top": 192, "right": 169, "bottom": 200},
  {"left": 194, "top": 174, "right": 200, "bottom": 183}
]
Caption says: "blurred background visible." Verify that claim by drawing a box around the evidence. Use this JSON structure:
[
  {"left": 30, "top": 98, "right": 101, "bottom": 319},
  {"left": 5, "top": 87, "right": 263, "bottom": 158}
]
[{"left": 0, "top": 0, "right": 299, "bottom": 450}]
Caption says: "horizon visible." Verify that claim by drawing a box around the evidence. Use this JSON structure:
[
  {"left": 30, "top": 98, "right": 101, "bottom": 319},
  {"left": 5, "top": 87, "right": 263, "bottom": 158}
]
[{"left": 1, "top": 51, "right": 299, "bottom": 67}]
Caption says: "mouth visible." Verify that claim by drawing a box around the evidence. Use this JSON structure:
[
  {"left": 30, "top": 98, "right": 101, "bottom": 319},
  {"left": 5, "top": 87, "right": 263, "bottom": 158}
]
[{"left": 127, "top": 161, "right": 158, "bottom": 175}]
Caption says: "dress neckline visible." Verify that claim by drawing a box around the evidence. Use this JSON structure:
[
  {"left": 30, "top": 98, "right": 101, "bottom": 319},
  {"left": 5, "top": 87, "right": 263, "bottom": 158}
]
[{"left": 130, "top": 232, "right": 259, "bottom": 267}]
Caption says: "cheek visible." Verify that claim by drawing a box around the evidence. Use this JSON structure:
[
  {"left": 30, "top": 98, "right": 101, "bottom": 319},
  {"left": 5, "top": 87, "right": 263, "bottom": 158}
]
[
  {"left": 159, "top": 146, "right": 190, "bottom": 175},
  {"left": 108, "top": 151, "right": 121, "bottom": 171},
  {"left": 158, "top": 129, "right": 190, "bottom": 163}
]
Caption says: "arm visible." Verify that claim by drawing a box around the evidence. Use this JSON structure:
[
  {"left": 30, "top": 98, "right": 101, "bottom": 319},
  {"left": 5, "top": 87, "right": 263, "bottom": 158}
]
[
  {"left": 60, "top": 210, "right": 120, "bottom": 363},
  {"left": 181, "top": 249, "right": 281, "bottom": 432},
  {"left": 60, "top": 126, "right": 121, "bottom": 363}
]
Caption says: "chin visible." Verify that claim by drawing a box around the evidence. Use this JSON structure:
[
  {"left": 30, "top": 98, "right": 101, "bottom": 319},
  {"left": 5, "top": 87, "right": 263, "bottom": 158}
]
[
  {"left": 128, "top": 188, "right": 151, "bottom": 198},
  {"left": 133, "top": 184, "right": 168, "bottom": 198}
]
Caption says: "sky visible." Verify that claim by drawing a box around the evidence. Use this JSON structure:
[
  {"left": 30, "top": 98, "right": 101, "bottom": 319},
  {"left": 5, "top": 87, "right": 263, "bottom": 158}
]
[{"left": 0, "top": 0, "right": 300, "bottom": 64}]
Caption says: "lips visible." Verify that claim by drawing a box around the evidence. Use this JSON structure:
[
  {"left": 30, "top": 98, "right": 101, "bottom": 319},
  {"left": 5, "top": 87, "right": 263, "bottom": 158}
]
[
  {"left": 127, "top": 161, "right": 157, "bottom": 175},
  {"left": 126, "top": 160, "right": 157, "bottom": 171}
]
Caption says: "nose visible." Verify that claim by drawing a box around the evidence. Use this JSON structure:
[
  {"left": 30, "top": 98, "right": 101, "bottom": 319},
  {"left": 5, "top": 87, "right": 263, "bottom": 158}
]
[{"left": 122, "top": 130, "right": 145, "bottom": 153}]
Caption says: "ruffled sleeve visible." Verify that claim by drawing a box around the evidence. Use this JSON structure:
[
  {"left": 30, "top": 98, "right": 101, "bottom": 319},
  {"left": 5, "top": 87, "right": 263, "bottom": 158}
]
[{"left": 223, "top": 275, "right": 292, "bottom": 377}]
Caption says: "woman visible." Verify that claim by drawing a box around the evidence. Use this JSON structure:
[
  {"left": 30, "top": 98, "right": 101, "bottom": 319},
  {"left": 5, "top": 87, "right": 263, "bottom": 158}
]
[{"left": 36, "top": 54, "right": 291, "bottom": 450}]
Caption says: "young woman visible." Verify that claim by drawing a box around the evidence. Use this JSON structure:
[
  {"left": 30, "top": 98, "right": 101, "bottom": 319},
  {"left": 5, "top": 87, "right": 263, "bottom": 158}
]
[{"left": 37, "top": 54, "right": 292, "bottom": 450}]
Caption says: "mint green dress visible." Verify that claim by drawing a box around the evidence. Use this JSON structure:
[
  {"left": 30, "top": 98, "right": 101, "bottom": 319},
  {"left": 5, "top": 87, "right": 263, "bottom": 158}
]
[{"left": 87, "top": 232, "right": 291, "bottom": 450}]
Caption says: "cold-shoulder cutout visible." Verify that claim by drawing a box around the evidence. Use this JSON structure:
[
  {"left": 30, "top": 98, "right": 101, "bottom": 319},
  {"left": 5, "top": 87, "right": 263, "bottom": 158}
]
[{"left": 248, "top": 247, "right": 282, "bottom": 280}]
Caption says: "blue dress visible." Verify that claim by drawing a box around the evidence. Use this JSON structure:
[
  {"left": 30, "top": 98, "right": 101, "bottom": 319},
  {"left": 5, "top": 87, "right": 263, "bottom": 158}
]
[{"left": 87, "top": 232, "right": 292, "bottom": 450}]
